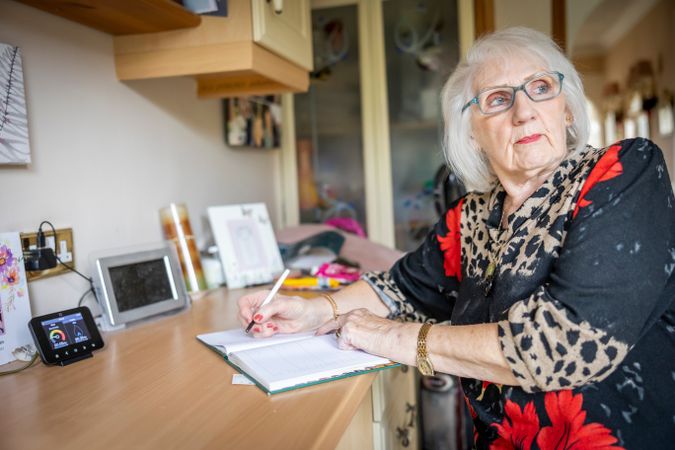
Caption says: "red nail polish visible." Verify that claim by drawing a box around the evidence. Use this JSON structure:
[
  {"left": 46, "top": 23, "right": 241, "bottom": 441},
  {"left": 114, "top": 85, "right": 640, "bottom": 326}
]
[
  {"left": 254, "top": 314, "right": 263, "bottom": 322},
  {"left": 273, "top": 326, "right": 279, "bottom": 331},
  {"left": 253, "top": 326, "right": 261, "bottom": 333},
  {"left": 266, "top": 323, "right": 274, "bottom": 328}
]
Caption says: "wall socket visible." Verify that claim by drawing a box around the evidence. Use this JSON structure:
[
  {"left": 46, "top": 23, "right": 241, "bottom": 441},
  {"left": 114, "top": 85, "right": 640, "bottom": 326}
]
[{"left": 20, "top": 227, "right": 76, "bottom": 282}]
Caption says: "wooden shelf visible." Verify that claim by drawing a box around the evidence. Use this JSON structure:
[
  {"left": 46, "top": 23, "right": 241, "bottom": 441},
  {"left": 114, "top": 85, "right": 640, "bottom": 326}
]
[
  {"left": 114, "top": 39, "right": 308, "bottom": 98},
  {"left": 17, "top": 0, "right": 201, "bottom": 35},
  {"left": 114, "top": 14, "right": 309, "bottom": 98}
]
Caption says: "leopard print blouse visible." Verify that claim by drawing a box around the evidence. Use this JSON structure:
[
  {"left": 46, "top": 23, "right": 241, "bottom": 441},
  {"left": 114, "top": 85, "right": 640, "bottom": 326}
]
[{"left": 363, "top": 138, "right": 675, "bottom": 449}]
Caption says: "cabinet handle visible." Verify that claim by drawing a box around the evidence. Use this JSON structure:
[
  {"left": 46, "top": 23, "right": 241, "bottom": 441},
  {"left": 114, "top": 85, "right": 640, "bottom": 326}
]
[
  {"left": 396, "top": 402, "right": 417, "bottom": 448},
  {"left": 405, "top": 402, "right": 416, "bottom": 428},
  {"left": 396, "top": 426, "right": 410, "bottom": 448},
  {"left": 267, "top": 0, "right": 283, "bottom": 15}
]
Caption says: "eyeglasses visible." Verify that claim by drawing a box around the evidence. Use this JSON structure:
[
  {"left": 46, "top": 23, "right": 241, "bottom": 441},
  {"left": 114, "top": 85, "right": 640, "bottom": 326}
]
[{"left": 462, "top": 71, "right": 564, "bottom": 115}]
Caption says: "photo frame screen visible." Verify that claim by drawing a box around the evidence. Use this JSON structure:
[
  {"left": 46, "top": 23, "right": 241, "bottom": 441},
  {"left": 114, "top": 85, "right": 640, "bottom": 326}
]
[
  {"left": 92, "top": 243, "right": 189, "bottom": 328},
  {"left": 108, "top": 258, "right": 175, "bottom": 312}
]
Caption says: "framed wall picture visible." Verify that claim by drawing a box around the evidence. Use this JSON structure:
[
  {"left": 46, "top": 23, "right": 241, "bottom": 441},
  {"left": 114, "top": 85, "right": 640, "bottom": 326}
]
[
  {"left": 224, "top": 96, "right": 281, "bottom": 148},
  {"left": 0, "top": 43, "right": 31, "bottom": 165},
  {"left": 207, "top": 203, "right": 284, "bottom": 289}
]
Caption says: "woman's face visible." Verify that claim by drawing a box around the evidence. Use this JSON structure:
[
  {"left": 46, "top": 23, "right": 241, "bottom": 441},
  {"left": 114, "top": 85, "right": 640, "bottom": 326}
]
[{"left": 469, "top": 58, "right": 569, "bottom": 184}]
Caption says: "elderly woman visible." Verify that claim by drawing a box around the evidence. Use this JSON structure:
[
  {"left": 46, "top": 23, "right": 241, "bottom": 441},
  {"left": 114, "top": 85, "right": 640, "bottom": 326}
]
[{"left": 239, "top": 27, "right": 674, "bottom": 448}]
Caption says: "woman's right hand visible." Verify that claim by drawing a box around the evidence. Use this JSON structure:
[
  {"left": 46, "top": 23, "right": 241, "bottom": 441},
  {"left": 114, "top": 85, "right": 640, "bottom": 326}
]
[{"left": 237, "top": 290, "right": 332, "bottom": 337}]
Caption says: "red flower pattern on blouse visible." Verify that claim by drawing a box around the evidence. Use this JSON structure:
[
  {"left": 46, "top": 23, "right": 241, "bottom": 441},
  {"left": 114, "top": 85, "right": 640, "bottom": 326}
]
[
  {"left": 437, "top": 198, "right": 463, "bottom": 280},
  {"left": 573, "top": 144, "right": 623, "bottom": 219},
  {"left": 491, "top": 401, "right": 540, "bottom": 450},
  {"left": 536, "top": 391, "right": 623, "bottom": 450},
  {"left": 488, "top": 391, "right": 623, "bottom": 450}
]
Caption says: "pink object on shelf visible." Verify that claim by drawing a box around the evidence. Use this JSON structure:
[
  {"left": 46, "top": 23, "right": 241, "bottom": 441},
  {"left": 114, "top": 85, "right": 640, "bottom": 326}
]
[
  {"left": 314, "top": 263, "right": 361, "bottom": 283},
  {"left": 324, "top": 217, "right": 366, "bottom": 237}
]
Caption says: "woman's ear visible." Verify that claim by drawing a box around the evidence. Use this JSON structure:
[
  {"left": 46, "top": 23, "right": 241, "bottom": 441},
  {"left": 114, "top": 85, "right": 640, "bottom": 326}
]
[{"left": 565, "top": 109, "right": 574, "bottom": 126}]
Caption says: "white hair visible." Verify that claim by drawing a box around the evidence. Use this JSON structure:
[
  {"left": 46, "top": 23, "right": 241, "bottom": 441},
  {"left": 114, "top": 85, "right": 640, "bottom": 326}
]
[{"left": 441, "top": 27, "right": 590, "bottom": 192}]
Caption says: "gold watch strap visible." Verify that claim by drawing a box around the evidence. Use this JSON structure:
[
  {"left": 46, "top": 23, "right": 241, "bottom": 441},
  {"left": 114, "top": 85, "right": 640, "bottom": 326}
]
[{"left": 417, "top": 322, "right": 433, "bottom": 357}]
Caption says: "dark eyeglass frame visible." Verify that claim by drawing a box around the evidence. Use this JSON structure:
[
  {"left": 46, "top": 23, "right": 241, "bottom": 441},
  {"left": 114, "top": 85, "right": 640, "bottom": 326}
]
[{"left": 461, "top": 71, "right": 565, "bottom": 115}]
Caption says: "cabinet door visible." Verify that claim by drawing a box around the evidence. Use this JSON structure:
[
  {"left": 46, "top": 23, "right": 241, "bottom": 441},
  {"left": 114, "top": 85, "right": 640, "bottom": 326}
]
[
  {"left": 382, "top": 0, "right": 461, "bottom": 251},
  {"left": 288, "top": 0, "right": 460, "bottom": 248},
  {"left": 251, "top": 0, "right": 313, "bottom": 70},
  {"left": 294, "top": 4, "right": 368, "bottom": 230},
  {"left": 372, "top": 367, "right": 419, "bottom": 450}
]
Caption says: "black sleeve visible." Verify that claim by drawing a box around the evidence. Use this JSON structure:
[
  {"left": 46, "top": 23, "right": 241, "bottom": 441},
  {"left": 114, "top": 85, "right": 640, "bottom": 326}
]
[{"left": 386, "top": 196, "right": 465, "bottom": 322}]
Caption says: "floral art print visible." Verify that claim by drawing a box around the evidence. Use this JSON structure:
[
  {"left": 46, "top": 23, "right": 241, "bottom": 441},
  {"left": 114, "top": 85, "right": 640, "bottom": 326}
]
[{"left": 0, "top": 232, "right": 33, "bottom": 365}]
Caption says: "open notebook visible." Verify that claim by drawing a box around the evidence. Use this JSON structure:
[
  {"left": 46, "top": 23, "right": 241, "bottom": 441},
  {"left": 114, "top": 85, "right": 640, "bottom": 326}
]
[{"left": 197, "top": 329, "right": 396, "bottom": 394}]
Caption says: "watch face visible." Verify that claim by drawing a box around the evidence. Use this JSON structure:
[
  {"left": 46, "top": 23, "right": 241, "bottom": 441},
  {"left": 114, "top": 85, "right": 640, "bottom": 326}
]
[{"left": 417, "top": 356, "right": 434, "bottom": 376}]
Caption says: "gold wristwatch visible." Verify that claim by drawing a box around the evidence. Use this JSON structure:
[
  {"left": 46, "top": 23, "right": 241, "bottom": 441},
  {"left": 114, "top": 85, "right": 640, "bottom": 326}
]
[{"left": 416, "top": 323, "right": 435, "bottom": 376}]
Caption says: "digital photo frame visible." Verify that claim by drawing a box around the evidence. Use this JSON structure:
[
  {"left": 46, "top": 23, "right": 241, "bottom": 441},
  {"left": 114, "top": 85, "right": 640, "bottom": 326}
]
[{"left": 91, "top": 242, "right": 190, "bottom": 329}]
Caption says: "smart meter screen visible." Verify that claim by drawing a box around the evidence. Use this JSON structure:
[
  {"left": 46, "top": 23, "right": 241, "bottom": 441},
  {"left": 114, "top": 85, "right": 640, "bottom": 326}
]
[{"left": 40, "top": 312, "right": 92, "bottom": 350}]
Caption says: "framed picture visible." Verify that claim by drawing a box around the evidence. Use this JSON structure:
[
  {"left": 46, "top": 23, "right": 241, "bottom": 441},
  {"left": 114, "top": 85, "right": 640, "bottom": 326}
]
[
  {"left": 207, "top": 203, "right": 284, "bottom": 289},
  {"left": 0, "top": 232, "right": 34, "bottom": 365},
  {"left": 0, "top": 44, "right": 31, "bottom": 165},
  {"left": 224, "top": 96, "right": 281, "bottom": 148}
]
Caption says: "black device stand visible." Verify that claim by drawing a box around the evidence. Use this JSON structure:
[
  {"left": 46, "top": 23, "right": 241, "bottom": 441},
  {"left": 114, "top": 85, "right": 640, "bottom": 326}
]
[{"left": 57, "top": 352, "right": 93, "bottom": 366}]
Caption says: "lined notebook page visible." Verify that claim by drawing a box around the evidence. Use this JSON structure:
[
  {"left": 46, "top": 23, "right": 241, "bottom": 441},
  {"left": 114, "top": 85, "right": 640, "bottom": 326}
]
[
  {"left": 197, "top": 329, "right": 315, "bottom": 356},
  {"left": 229, "top": 334, "right": 391, "bottom": 391}
]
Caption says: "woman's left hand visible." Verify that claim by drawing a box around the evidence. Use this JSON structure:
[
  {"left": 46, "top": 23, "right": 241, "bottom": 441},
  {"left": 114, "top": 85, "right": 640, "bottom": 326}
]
[{"left": 317, "top": 308, "right": 399, "bottom": 355}]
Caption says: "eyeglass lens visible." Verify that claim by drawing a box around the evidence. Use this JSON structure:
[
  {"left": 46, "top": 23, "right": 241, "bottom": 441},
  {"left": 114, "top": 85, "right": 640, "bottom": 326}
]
[{"left": 478, "top": 73, "right": 562, "bottom": 114}]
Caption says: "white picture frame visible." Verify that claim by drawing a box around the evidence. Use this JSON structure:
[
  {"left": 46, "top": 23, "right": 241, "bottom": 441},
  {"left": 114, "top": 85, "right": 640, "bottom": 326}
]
[{"left": 207, "top": 203, "right": 284, "bottom": 289}]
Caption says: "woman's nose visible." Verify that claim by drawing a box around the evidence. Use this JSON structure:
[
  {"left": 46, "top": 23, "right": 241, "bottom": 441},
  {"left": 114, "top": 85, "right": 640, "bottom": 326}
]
[{"left": 511, "top": 90, "right": 536, "bottom": 124}]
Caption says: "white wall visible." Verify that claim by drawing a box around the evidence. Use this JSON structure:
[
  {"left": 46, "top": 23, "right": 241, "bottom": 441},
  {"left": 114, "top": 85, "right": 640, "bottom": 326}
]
[
  {"left": 566, "top": 0, "right": 603, "bottom": 56},
  {"left": 0, "top": 2, "right": 282, "bottom": 315}
]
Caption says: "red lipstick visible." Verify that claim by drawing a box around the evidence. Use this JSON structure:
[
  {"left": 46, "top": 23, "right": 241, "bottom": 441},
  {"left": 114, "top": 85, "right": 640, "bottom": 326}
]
[{"left": 516, "top": 134, "right": 542, "bottom": 144}]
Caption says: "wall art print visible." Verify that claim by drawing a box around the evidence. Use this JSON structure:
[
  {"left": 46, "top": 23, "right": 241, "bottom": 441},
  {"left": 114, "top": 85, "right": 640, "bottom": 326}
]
[
  {"left": 224, "top": 96, "right": 281, "bottom": 149},
  {"left": 0, "top": 43, "right": 31, "bottom": 164},
  {"left": 0, "top": 232, "right": 34, "bottom": 366}
]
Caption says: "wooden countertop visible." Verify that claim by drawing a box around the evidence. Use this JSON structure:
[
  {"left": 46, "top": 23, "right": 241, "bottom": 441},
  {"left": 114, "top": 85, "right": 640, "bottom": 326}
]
[{"left": 0, "top": 288, "right": 376, "bottom": 450}]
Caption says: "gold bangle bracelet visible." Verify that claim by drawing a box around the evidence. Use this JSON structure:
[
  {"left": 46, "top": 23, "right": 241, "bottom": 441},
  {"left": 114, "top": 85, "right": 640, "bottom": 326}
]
[{"left": 318, "top": 293, "right": 339, "bottom": 322}]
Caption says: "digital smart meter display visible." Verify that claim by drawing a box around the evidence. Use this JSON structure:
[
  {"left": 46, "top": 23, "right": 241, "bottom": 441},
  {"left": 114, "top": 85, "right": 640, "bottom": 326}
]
[{"left": 40, "top": 312, "right": 92, "bottom": 350}]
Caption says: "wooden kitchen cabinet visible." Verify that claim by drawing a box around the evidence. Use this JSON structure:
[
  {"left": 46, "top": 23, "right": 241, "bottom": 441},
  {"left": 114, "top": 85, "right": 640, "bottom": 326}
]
[
  {"left": 336, "top": 367, "right": 419, "bottom": 450},
  {"left": 113, "top": 0, "right": 311, "bottom": 98},
  {"left": 372, "top": 366, "right": 420, "bottom": 450},
  {"left": 252, "top": 0, "right": 313, "bottom": 70},
  {"left": 16, "top": 0, "right": 312, "bottom": 98}
]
